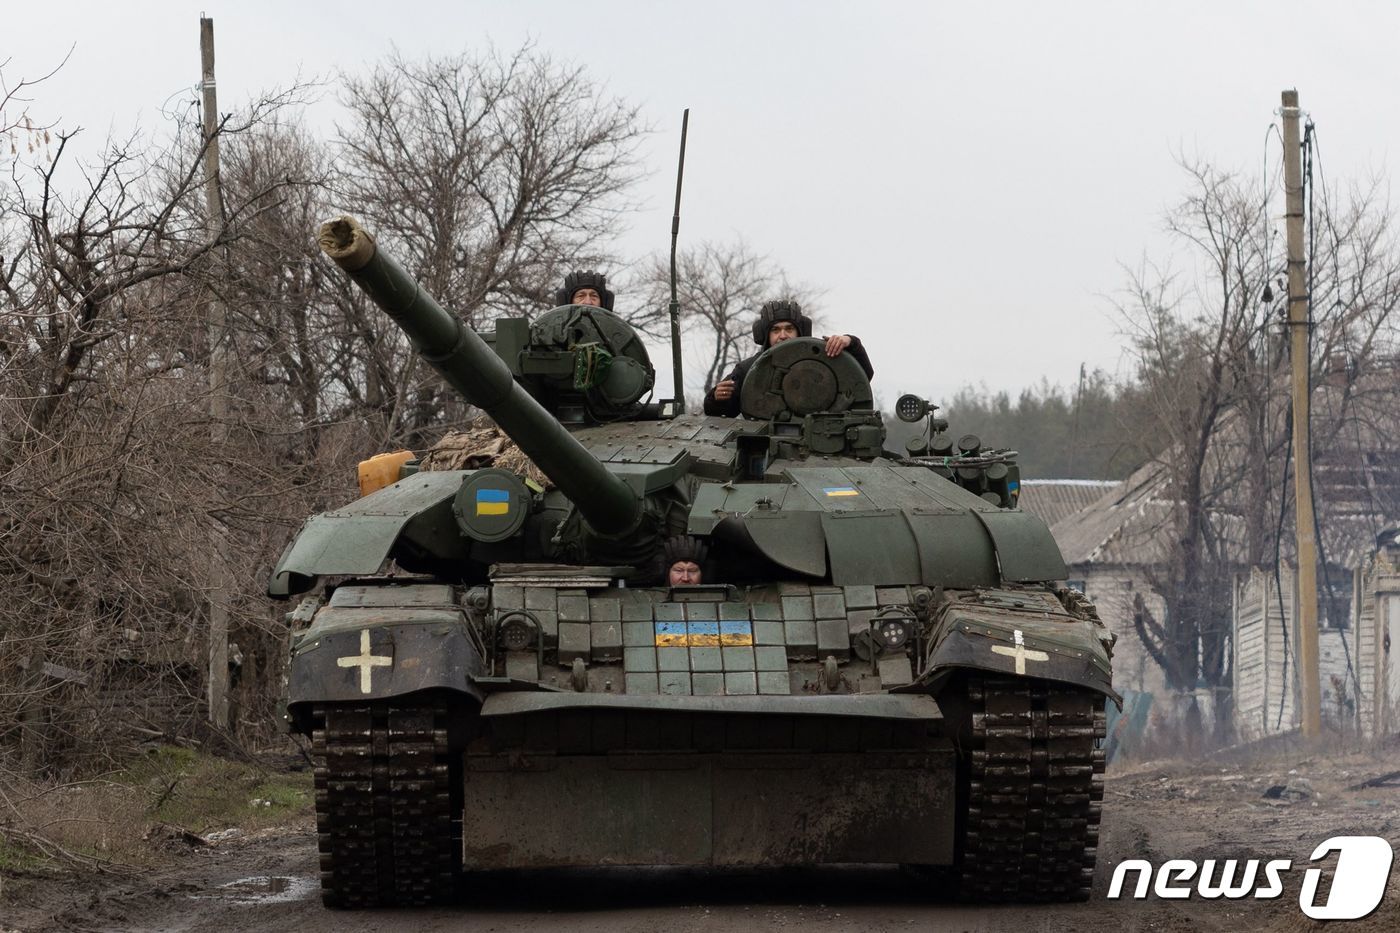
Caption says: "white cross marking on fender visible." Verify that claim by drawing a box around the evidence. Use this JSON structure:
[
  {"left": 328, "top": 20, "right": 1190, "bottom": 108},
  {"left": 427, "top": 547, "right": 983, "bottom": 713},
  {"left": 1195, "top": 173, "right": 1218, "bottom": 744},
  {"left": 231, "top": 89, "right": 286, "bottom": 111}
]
[
  {"left": 991, "top": 628, "right": 1049, "bottom": 675},
  {"left": 337, "top": 630, "right": 392, "bottom": 694}
]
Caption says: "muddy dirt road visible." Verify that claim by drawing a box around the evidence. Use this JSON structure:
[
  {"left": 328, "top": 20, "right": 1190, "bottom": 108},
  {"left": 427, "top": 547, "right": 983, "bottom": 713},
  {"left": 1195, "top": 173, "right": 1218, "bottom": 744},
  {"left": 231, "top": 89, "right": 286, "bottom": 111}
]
[{"left": 5, "top": 741, "right": 1398, "bottom": 933}]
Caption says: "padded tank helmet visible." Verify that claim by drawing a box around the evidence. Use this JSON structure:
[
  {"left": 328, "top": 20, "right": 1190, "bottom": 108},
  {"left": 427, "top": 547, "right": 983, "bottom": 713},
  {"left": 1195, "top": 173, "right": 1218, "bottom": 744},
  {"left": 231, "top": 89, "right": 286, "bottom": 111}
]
[
  {"left": 556, "top": 270, "right": 615, "bottom": 311},
  {"left": 751, "top": 299, "right": 812, "bottom": 346},
  {"left": 653, "top": 534, "right": 710, "bottom": 585},
  {"left": 661, "top": 534, "right": 710, "bottom": 568}
]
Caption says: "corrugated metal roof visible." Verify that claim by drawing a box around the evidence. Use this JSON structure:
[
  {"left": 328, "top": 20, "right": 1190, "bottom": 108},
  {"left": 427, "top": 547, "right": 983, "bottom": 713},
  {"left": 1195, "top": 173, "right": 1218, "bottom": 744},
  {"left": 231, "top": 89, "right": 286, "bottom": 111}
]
[
  {"left": 1048, "top": 453, "right": 1397, "bottom": 571},
  {"left": 1018, "top": 480, "right": 1123, "bottom": 530},
  {"left": 1048, "top": 462, "right": 1179, "bottom": 566}
]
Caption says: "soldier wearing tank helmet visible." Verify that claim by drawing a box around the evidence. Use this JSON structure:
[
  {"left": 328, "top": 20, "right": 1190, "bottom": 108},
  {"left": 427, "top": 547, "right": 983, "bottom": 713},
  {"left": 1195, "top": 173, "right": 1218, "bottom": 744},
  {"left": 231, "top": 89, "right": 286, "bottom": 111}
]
[
  {"left": 702, "top": 300, "right": 873, "bottom": 417},
  {"left": 557, "top": 270, "right": 615, "bottom": 311},
  {"left": 660, "top": 534, "right": 708, "bottom": 586}
]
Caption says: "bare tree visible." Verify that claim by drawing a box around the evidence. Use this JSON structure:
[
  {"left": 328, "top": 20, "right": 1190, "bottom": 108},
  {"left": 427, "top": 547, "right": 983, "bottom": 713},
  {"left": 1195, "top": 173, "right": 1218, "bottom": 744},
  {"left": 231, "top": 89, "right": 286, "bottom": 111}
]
[
  {"left": 0, "top": 50, "right": 68, "bottom": 160},
  {"left": 1, "top": 45, "right": 652, "bottom": 782},
  {"left": 333, "top": 45, "right": 646, "bottom": 442},
  {"left": 0, "top": 81, "right": 315, "bottom": 775},
  {"left": 1120, "top": 156, "right": 1400, "bottom": 725},
  {"left": 628, "top": 239, "right": 819, "bottom": 396}
]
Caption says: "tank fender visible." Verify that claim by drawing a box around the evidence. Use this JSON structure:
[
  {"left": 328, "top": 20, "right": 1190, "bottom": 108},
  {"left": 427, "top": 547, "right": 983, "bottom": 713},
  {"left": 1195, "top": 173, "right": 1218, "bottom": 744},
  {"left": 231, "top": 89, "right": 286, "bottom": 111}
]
[
  {"left": 287, "top": 606, "right": 486, "bottom": 712},
  {"left": 268, "top": 470, "right": 467, "bottom": 597},
  {"left": 921, "top": 604, "right": 1119, "bottom": 706}
]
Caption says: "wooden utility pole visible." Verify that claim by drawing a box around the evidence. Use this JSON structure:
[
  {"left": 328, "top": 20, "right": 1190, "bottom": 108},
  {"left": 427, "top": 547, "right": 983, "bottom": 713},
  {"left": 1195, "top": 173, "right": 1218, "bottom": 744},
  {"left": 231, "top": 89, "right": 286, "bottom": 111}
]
[
  {"left": 200, "top": 16, "right": 230, "bottom": 730},
  {"left": 1281, "top": 89, "right": 1321, "bottom": 740}
]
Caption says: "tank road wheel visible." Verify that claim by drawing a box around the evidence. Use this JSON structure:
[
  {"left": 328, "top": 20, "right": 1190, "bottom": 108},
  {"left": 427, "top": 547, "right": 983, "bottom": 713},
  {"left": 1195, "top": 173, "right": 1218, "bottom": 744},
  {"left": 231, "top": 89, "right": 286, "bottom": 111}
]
[
  {"left": 957, "top": 676, "right": 1106, "bottom": 902},
  {"left": 312, "top": 702, "right": 462, "bottom": 908}
]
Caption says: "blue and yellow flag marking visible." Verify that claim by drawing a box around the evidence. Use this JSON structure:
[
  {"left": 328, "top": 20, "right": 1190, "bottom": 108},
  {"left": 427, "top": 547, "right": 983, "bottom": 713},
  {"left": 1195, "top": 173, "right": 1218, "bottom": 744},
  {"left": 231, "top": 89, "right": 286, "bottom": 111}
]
[
  {"left": 688, "top": 620, "right": 720, "bottom": 646},
  {"left": 654, "top": 619, "right": 753, "bottom": 647},
  {"left": 823, "top": 486, "right": 859, "bottom": 497},
  {"left": 720, "top": 619, "right": 754, "bottom": 646},
  {"left": 475, "top": 488, "right": 510, "bottom": 516},
  {"left": 655, "top": 620, "right": 688, "bottom": 646}
]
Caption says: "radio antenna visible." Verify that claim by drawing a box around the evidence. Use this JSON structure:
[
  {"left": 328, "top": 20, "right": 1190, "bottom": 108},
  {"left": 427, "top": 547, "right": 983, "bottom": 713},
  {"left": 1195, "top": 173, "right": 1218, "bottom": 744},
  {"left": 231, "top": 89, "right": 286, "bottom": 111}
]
[{"left": 667, "top": 109, "right": 689, "bottom": 413}]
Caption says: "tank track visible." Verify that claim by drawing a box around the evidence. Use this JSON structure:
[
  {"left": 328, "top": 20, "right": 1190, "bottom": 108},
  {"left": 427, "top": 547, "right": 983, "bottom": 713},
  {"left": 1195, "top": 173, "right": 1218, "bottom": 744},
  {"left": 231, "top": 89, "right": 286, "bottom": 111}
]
[
  {"left": 312, "top": 701, "right": 461, "bottom": 908},
  {"left": 959, "top": 676, "right": 1106, "bottom": 901}
]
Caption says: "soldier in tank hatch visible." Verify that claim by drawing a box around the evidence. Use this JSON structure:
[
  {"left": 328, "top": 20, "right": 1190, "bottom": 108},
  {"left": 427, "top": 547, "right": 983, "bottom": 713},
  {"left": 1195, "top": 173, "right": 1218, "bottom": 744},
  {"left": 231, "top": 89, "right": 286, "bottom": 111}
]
[
  {"left": 556, "top": 270, "right": 615, "bottom": 310},
  {"left": 702, "top": 299, "right": 874, "bottom": 417},
  {"left": 662, "top": 534, "right": 708, "bottom": 586}
]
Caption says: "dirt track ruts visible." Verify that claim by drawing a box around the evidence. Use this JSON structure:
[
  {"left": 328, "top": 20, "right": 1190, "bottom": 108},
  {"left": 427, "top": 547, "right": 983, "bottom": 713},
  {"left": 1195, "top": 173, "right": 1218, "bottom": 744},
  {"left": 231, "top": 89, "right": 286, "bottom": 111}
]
[{"left": 4, "top": 741, "right": 1398, "bottom": 933}]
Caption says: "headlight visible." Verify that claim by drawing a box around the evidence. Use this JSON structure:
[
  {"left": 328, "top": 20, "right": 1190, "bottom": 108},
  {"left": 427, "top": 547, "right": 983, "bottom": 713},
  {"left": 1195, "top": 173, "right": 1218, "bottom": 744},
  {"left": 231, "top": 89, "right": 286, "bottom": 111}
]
[
  {"left": 895, "top": 393, "right": 929, "bottom": 423},
  {"left": 853, "top": 610, "right": 917, "bottom": 660},
  {"left": 499, "top": 614, "right": 537, "bottom": 651},
  {"left": 876, "top": 617, "right": 910, "bottom": 651}
]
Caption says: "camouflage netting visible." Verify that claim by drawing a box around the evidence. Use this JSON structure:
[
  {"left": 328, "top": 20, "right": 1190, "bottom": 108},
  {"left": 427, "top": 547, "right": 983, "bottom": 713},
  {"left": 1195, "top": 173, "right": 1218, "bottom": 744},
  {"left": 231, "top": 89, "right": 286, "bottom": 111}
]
[{"left": 419, "top": 424, "right": 553, "bottom": 489}]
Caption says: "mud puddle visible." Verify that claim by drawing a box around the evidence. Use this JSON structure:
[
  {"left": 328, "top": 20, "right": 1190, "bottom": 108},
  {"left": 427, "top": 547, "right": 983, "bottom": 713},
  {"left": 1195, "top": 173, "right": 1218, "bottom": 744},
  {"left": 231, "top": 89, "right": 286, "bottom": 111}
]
[{"left": 191, "top": 874, "right": 317, "bottom": 905}]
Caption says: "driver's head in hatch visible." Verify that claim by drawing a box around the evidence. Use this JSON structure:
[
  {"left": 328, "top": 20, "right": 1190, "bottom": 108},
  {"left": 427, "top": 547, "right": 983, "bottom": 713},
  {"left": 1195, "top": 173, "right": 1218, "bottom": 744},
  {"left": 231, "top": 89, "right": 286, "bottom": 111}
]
[{"left": 662, "top": 535, "right": 709, "bottom": 586}]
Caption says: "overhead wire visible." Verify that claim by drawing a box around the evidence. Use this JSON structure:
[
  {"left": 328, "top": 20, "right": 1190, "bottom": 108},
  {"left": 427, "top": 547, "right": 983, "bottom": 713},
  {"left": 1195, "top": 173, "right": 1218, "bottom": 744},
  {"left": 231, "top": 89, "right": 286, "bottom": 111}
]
[
  {"left": 1263, "top": 119, "right": 1296, "bottom": 730},
  {"left": 1272, "top": 404, "right": 1294, "bottom": 731},
  {"left": 1311, "top": 124, "right": 1384, "bottom": 542},
  {"left": 1301, "top": 121, "right": 1362, "bottom": 706}
]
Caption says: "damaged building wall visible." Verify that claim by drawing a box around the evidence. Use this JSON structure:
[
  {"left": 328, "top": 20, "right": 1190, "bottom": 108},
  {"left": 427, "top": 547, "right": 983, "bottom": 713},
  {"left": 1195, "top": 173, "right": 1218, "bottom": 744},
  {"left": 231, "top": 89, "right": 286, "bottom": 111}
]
[
  {"left": 1072, "top": 569, "right": 1167, "bottom": 697},
  {"left": 1354, "top": 546, "right": 1400, "bottom": 738},
  {"left": 1234, "top": 554, "right": 1399, "bottom": 741}
]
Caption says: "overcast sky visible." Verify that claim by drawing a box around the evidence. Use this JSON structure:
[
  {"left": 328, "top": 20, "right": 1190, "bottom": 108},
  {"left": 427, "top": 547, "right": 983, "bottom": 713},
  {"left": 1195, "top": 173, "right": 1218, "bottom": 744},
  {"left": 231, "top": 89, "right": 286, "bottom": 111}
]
[{"left": 6, "top": 1, "right": 1397, "bottom": 406}]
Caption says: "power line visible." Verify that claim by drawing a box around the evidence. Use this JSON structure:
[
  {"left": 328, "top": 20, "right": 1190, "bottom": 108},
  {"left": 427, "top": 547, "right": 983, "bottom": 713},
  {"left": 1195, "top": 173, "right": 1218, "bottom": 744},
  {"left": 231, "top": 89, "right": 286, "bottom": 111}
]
[
  {"left": 1263, "top": 117, "right": 1296, "bottom": 730},
  {"left": 1301, "top": 120, "right": 1362, "bottom": 706}
]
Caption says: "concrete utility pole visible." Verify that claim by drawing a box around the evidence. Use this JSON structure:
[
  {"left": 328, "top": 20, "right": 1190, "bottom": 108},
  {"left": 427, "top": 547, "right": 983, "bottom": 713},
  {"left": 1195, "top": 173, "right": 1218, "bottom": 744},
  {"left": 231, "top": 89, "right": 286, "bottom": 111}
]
[
  {"left": 200, "top": 16, "right": 230, "bottom": 730},
  {"left": 1281, "top": 89, "right": 1321, "bottom": 740}
]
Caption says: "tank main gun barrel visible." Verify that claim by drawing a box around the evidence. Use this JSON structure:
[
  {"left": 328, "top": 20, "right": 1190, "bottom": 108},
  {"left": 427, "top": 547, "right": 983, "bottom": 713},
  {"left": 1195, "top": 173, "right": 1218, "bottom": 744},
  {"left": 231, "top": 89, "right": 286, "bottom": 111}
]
[{"left": 318, "top": 216, "right": 640, "bottom": 537}]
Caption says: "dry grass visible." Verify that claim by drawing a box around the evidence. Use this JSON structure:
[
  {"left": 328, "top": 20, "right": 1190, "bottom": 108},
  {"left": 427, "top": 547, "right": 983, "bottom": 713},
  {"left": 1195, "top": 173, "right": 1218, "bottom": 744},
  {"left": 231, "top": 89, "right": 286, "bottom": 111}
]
[{"left": 0, "top": 744, "right": 312, "bottom": 888}]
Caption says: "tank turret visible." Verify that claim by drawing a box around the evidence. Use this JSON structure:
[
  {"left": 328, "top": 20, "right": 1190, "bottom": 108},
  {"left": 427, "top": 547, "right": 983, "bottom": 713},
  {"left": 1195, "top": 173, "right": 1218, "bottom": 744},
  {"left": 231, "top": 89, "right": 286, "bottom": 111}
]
[{"left": 318, "top": 216, "right": 641, "bottom": 537}]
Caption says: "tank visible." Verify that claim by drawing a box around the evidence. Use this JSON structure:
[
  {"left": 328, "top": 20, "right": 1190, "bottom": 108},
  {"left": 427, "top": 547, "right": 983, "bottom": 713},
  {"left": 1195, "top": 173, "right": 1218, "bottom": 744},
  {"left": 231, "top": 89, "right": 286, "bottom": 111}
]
[{"left": 270, "top": 216, "right": 1117, "bottom": 908}]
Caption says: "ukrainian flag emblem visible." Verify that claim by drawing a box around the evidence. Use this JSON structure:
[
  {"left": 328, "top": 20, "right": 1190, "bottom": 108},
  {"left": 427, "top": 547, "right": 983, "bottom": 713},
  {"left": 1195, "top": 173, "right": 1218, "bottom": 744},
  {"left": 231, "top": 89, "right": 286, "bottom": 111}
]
[
  {"left": 720, "top": 620, "right": 754, "bottom": 646},
  {"left": 654, "top": 620, "right": 688, "bottom": 646},
  {"left": 823, "top": 486, "right": 859, "bottom": 497},
  {"left": 654, "top": 619, "right": 753, "bottom": 646},
  {"left": 687, "top": 620, "right": 720, "bottom": 646},
  {"left": 475, "top": 488, "right": 510, "bottom": 516}
]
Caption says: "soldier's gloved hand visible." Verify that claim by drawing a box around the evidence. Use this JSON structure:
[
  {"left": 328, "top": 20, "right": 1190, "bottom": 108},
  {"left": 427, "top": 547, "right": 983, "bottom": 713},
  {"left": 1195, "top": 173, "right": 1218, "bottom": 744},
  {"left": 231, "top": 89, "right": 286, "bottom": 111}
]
[
  {"left": 824, "top": 334, "right": 852, "bottom": 357},
  {"left": 712, "top": 379, "right": 736, "bottom": 401}
]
